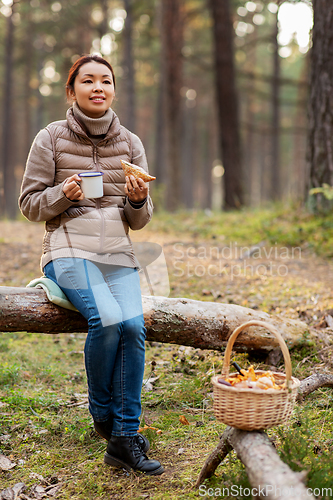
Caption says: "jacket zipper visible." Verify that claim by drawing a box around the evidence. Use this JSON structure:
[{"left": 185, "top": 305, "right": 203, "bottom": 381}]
[{"left": 92, "top": 143, "right": 105, "bottom": 254}]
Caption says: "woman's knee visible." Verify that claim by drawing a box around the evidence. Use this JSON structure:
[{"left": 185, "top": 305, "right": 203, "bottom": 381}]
[{"left": 122, "top": 315, "right": 146, "bottom": 340}]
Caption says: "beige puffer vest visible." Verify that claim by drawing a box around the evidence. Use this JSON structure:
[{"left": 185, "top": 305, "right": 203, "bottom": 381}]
[{"left": 44, "top": 108, "right": 133, "bottom": 258}]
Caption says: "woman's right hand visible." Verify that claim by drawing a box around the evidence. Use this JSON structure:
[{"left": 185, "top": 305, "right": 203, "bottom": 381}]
[{"left": 63, "top": 174, "right": 84, "bottom": 201}]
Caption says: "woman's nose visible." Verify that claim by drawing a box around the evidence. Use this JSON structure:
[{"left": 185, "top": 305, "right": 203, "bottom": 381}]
[{"left": 93, "top": 82, "right": 103, "bottom": 92}]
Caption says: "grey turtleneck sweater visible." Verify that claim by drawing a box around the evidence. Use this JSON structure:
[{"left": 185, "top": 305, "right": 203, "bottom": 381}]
[{"left": 73, "top": 102, "right": 113, "bottom": 137}]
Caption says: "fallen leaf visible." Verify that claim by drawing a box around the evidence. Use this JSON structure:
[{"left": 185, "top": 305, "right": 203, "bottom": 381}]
[
  {"left": 29, "top": 472, "right": 44, "bottom": 482},
  {"left": 177, "top": 447, "right": 185, "bottom": 455},
  {"left": 45, "top": 483, "right": 62, "bottom": 497},
  {"left": 0, "top": 482, "right": 25, "bottom": 499},
  {"left": 19, "top": 494, "right": 31, "bottom": 500},
  {"left": 0, "top": 454, "right": 16, "bottom": 471},
  {"left": 179, "top": 415, "right": 190, "bottom": 425},
  {"left": 142, "top": 376, "right": 160, "bottom": 392},
  {"left": 29, "top": 484, "right": 46, "bottom": 499},
  {"left": 325, "top": 314, "right": 333, "bottom": 328}
]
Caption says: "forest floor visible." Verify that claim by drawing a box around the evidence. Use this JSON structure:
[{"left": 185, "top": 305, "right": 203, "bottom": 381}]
[{"left": 0, "top": 207, "right": 333, "bottom": 499}]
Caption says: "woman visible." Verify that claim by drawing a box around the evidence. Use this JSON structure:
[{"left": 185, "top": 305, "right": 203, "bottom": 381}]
[{"left": 19, "top": 54, "right": 164, "bottom": 476}]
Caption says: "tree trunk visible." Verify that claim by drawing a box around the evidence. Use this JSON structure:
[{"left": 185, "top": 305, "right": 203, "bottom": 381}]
[
  {"left": 270, "top": 5, "right": 281, "bottom": 201},
  {"left": 201, "top": 107, "right": 214, "bottom": 210},
  {"left": 245, "top": 74, "right": 256, "bottom": 206},
  {"left": 153, "top": 70, "right": 166, "bottom": 186},
  {"left": 122, "top": 0, "right": 136, "bottom": 133},
  {"left": 162, "top": 0, "right": 184, "bottom": 211},
  {"left": 209, "top": 0, "right": 243, "bottom": 209},
  {"left": 1, "top": 4, "right": 17, "bottom": 219},
  {"left": 205, "top": 106, "right": 218, "bottom": 209},
  {"left": 36, "top": 56, "right": 45, "bottom": 133},
  {"left": 154, "top": 1, "right": 167, "bottom": 190},
  {"left": 22, "top": 17, "right": 34, "bottom": 163},
  {"left": 0, "top": 287, "right": 308, "bottom": 354},
  {"left": 292, "top": 58, "right": 309, "bottom": 201},
  {"left": 98, "top": 0, "right": 109, "bottom": 39},
  {"left": 307, "top": 0, "right": 333, "bottom": 211},
  {"left": 182, "top": 104, "right": 195, "bottom": 208}
]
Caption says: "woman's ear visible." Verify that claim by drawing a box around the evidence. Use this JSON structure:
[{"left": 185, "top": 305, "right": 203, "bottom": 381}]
[{"left": 66, "top": 86, "right": 76, "bottom": 103}]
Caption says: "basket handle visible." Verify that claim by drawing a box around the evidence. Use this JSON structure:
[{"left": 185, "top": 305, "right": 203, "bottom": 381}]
[{"left": 221, "top": 320, "right": 292, "bottom": 382}]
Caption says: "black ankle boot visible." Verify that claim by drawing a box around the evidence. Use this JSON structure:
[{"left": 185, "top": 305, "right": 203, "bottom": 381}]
[
  {"left": 104, "top": 435, "right": 164, "bottom": 475},
  {"left": 94, "top": 419, "right": 150, "bottom": 453},
  {"left": 94, "top": 417, "right": 113, "bottom": 441}
]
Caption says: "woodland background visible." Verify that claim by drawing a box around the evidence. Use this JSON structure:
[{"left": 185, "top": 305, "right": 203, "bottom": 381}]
[
  {"left": 1, "top": 0, "right": 327, "bottom": 218},
  {"left": 1, "top": 1, "right": 333, "bottom": 497}
]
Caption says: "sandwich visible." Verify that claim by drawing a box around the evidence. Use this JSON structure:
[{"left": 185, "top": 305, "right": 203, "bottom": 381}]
[{"left": 120, "top": 160, "right": 156, "bottom": 182}]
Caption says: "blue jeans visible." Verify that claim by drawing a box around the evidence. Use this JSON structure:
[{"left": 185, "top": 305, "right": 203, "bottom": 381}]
[{"left": 44, "top": 258, "right": 146, "bottom": 437}]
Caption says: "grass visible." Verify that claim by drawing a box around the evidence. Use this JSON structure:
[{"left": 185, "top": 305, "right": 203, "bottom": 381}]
[
  {"left": 1, "top": 206, "right": 333, "bottom": 498},
  {"left": 149, "top": 203, "right": 333, "bottom": 258},
  {"left": 0, "top": 332, "right": 332, "bottom": 499}
]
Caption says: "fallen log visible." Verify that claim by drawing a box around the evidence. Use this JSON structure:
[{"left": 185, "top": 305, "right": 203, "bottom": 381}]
[
  {"left": 296, "top": 372, "right": 333, "bottom": 401},
  {"left": 196, "top": 374, "right": 333, "bottom": 498},
  {"left": 0, "top": 286, "right": 309, "bottom": 353},
  {"left": 196, "top": 427, "right": 314, "bottom": 500}
]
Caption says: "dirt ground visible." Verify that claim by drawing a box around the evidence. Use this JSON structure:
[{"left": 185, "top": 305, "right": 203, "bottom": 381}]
[{"left": 1, "top": 218, "right": 333, "bottom": 307}]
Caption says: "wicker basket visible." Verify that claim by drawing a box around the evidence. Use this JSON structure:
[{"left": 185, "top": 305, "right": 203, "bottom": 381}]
[{"left": 212, "top": 320, "right": 300, "bottom": 430}]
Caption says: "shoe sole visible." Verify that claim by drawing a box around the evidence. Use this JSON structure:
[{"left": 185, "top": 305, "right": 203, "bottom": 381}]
[{"left": 104, "top": 452, "right": 164, "bottom": 475}]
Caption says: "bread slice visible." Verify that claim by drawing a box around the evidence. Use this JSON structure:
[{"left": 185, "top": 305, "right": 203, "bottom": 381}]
[{"left": 121, "top": 160, "right": 156, "bottom": 182}]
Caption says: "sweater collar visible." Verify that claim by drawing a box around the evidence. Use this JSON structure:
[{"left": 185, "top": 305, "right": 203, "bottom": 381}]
[
  {"left": 67, "top": 104, "right": 121, "bottom": 141},
  {"left": 73, "top": 102, "right": 113, "bottom": 136}
]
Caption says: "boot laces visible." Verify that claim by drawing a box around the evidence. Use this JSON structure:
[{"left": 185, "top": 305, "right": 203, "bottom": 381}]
[{"left": 129, "top": 436, "right": 146, "bottom": 459}]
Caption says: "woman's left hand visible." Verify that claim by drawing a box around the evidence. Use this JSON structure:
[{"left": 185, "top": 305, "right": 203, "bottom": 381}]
[{"left": 125, "top": 175, "right": 148, "bottom": 203}]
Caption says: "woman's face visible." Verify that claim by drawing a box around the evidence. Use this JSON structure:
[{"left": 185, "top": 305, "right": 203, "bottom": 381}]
[{"left": 71, "top": 61, "right": 115, "bottom": 118}]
